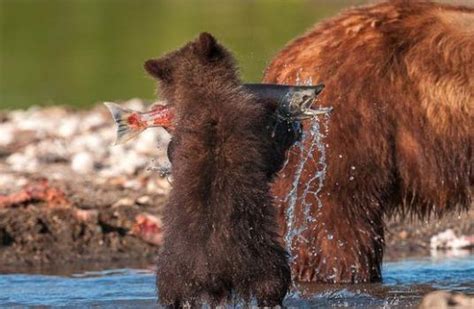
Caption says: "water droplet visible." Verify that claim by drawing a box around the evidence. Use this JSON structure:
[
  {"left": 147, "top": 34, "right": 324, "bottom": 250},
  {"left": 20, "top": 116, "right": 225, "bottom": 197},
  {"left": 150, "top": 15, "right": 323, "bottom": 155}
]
[
  {"left": 351, "top": 166, "right": 356, "bottom": 170},
  {"left": 327, "top": 234, "right": 334, "bottom": 240},
  {"left": 349, "top": 176, "right": 354, "bottom": 181}
]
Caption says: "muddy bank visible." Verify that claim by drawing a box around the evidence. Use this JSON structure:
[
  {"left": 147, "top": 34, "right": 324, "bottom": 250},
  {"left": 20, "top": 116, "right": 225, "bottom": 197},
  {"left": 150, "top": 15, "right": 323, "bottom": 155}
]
[
  {"left": 0, "top": 104, "right": 472, "bottom": 272},
  {"left": 1, "top": 184, "right": 471, "bottom": 272},
  {"left": 1, "top": 173, "right": 472, "bottom": 273},
  {"left": 0, "top": 176, "right": 168, "bottom": 273}
]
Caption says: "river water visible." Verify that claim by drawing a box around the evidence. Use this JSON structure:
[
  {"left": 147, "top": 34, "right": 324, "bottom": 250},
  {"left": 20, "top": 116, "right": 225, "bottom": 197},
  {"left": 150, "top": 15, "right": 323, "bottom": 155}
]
[{"left": 1, "top": 254, "right": 472, "bottom": 308}]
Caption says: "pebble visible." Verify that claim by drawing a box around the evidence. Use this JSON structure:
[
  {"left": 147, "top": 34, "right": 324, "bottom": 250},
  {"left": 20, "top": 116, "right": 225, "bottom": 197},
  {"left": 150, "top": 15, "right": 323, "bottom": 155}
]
[
  {"left": 136, "top": 195, "right": 151, "bottom": 205},
  {"left": 7, "top": 153, "right": 39, "bottom": 172},
  {"left": 112, "top": 197, "right": 135, "bottom": 208},
  {"left": 0, "top": 123, "right": 15, "bottom": 146},
  {"left": 71, "top": 152, "right": 95, "bottom": 174},
  {"left": 58, "top": 117, "right": 80, "bottom": 138}
]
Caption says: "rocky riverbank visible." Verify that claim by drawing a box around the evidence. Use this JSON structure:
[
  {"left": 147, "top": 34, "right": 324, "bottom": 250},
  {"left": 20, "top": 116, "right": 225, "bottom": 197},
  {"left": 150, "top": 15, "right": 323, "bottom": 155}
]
[
  {"left": 0, "top": 103, "right": 472, "bottom": 272},
  {"left": 0, "top": 101, "right": 171, "bottom": 272}
]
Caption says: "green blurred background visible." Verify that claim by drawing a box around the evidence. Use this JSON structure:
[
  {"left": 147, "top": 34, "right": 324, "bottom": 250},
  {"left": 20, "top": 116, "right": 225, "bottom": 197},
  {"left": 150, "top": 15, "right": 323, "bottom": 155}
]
[{"left": 0, "top": 0, "right": 362, "bottom": 109}]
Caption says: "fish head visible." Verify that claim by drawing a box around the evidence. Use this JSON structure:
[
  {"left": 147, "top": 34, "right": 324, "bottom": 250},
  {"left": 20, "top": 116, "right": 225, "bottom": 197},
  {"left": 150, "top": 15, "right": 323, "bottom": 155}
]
[
  {"left": 243, "top": 83, "right": 330, "bottom": 120},
  {"left": 285, "top": 84, "right": 331, "bottom": 119}
]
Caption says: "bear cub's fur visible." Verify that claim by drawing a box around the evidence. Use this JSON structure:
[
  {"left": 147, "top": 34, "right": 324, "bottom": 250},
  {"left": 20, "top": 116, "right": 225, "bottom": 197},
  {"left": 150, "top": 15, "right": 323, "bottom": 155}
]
[{"left": 144, "top": 33, "right": 293, "bottom": 307}]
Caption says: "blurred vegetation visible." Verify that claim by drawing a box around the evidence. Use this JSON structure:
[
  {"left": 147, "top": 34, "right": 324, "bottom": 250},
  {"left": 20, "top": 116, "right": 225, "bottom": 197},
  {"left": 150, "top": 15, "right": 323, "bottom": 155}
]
[{"left": 0, "top": 0, "right": 361, "bottom": 109}]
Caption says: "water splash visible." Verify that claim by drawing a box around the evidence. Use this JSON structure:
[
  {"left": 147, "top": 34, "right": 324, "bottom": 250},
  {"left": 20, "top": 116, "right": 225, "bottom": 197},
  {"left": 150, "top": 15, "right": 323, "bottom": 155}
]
[
  {"left": 146, "top": 160, "right": 171, "bottom": 177},
  {"left": 282, "top": 74, "right": 332, "bottom": 260}
]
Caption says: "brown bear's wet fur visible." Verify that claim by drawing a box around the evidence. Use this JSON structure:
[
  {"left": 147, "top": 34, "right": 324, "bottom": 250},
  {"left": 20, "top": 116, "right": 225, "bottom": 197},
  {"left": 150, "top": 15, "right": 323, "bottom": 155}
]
[
  {"left": 264, "top": 0, "right": 473, "bottom": 283},
  {"left": 145, "top": 33, "right": 292, "bottom": 307}
]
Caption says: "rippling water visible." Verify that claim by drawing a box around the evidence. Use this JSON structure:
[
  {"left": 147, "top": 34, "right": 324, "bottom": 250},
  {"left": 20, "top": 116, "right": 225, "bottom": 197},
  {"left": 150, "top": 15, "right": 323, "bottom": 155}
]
[{"left": 1, "top": 255, "right": 472, "bottom": 308}]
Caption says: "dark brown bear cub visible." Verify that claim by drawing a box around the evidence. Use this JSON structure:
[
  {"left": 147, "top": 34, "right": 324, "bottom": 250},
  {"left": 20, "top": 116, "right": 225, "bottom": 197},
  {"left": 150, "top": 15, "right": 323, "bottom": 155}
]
[{"left": 144, "top": 33, "right": 292, "bottom": 307}]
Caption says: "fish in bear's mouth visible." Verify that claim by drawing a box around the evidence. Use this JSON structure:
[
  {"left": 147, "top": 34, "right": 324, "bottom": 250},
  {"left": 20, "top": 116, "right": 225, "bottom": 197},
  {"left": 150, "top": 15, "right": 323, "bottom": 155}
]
[{"left": 105, "top": 83, "right": 330, "bottom": 145}]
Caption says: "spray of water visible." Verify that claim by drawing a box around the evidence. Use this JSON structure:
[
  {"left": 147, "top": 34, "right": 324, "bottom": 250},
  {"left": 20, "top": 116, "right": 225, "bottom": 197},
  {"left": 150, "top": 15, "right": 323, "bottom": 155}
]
[{"left": 282, "top": 73, "right": 331, "bottom": 262}]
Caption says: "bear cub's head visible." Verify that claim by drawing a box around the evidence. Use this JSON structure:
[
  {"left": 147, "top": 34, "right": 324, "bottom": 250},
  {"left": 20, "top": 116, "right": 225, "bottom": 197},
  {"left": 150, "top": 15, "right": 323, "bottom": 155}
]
[
  {"left": 144, "top": 32, "right": 238, "bottom": 107},
  {"left": 144, "top": 32, "right": 303, "bottom": 179}
]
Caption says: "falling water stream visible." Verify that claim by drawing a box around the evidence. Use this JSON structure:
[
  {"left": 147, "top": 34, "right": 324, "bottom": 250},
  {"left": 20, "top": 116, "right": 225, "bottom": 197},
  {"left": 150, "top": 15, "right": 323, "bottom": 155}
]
[
  {"left": 282, "top": 76, "right": 331, "bottom": 263},
  {"left": 283, "top": 113, "right": 331, "bottom": 258}
]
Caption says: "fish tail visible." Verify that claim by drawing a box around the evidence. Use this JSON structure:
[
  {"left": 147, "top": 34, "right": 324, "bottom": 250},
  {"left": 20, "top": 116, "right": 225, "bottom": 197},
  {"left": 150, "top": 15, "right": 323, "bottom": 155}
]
[{"left": 104, "top": 102, "right": 144, "bottom": 145}]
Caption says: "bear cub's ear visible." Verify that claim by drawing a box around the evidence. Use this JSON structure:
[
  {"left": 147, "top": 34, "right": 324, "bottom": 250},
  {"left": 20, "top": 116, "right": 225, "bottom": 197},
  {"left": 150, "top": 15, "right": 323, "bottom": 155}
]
[
  {"left": 195, "top": 32, "right": 222, "bottom": 61},
  {"left": 144, "top": 59, "right": 171, "bottom": 81}
]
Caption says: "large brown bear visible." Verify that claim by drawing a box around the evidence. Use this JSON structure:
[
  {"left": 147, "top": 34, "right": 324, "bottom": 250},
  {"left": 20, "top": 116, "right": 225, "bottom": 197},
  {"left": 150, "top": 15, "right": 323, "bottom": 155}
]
[
  {"left": 264, "top": 0, "right": 473, "bottom": 283},
  {"left": 144, "top": 33, "right": 302, "bottom": 307}
]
